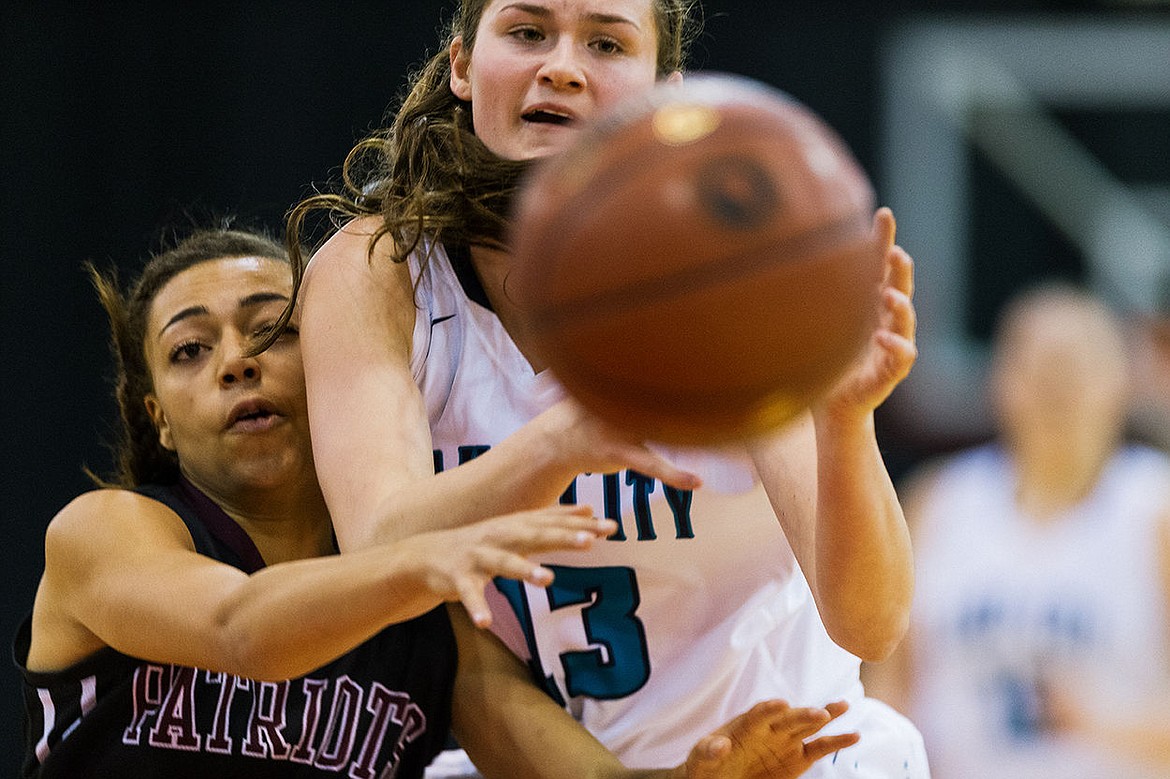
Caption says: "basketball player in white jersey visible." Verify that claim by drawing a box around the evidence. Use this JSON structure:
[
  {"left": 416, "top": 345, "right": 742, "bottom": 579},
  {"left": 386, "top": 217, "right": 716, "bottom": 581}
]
[
  {"left": 868, "top": 283, "right": 1170, "bottom": 778},
  {"left": 277, "top": 1, "right": 930, "bottom": 775}
]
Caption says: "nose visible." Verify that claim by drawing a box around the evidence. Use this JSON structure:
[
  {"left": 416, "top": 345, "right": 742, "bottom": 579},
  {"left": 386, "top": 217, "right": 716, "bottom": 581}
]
[
  {"left": 219, "top": 336, "right": 261, "bottom": 387},
  {"left": 537, "top": 39, "right": 586, "bottom": 91}
]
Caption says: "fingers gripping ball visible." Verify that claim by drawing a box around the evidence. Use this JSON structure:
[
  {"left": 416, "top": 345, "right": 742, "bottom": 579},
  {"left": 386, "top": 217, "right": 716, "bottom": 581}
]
[{"left": 508, "top": 74, "right": 885, "bottom": 445}]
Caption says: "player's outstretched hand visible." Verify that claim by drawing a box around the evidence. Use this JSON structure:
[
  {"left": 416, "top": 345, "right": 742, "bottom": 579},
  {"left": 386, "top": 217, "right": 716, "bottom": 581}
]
[
  {"left": 529, "top": 397, "right": 703, "bottom": 490},
  {"left": 401, "top": 505, "right": 616, "bottom": 628},
  {"left": 817, "top": 207, "right": 917, "bottom": 419},
  {"left": 677, "top": 699, "right": 860, "bottom": 779}
]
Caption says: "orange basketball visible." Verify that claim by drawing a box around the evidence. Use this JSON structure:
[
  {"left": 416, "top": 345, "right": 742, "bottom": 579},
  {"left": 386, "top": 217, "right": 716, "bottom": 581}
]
[{"left": 508, "top": 74, "right": 884, "bottom": 445}]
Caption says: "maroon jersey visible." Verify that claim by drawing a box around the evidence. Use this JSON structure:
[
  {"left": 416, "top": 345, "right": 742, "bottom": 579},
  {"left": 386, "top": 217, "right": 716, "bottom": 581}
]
[{"left": 16, "top": 480, "right": 456, "bottom": 778}]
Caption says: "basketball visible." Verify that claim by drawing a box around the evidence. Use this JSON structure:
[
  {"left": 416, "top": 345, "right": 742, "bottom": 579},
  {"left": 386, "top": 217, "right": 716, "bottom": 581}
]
[{"left": 508, "top": 74, "right": 885, "bottom": 445}]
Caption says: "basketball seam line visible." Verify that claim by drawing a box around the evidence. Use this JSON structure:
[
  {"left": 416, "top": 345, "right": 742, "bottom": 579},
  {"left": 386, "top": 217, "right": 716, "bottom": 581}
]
[{"left": 529, "top": 213, "right": 871, "bottom": 328}]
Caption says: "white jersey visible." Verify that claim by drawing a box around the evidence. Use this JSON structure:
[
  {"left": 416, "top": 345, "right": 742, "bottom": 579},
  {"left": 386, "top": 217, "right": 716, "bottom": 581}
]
[
  {"left": 411, "top": 242, "right": 928, "bottom": 776},
  {"left": 910, "top": 444, "right": 1170, "bottom": 779}
]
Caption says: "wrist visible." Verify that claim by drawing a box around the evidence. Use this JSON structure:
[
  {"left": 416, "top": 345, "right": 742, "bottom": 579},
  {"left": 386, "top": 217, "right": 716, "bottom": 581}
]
[
  {"left": 811, "top": 402, "right": 875, "bottom": 442},
  {"left": 512, "top": 407, "right": 585, "bottom": 483},
  {"left": 477, "top": 419, "right": 581, "bottom": 512}
]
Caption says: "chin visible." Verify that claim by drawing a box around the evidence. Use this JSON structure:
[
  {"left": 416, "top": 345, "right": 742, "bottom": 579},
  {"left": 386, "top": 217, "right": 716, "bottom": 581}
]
[
  {"left": 232, "top": 455, "right": 302, "bottom": 489},
  {"left": 519, "top": 143, "right": 571, "bottom": 161},
  {"left": 513, "top": 131, "right": 580, "bottom": 160}
]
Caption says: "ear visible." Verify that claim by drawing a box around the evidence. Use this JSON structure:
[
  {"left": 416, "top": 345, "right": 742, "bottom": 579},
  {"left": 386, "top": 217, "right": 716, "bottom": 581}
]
[
  {"left": 450, "top": 35, "right": 473, "bottom": 101},
  {"left": 144, "top": 394, "right": 176, "bottom": 452},
  {"left": 664, "top": 70, "right": 684, "bottom": 86}
]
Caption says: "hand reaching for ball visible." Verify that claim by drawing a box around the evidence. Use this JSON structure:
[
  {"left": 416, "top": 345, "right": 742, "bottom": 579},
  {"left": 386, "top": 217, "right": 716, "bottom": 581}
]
[
  {"left": 814, "top": 207, "right": 917, "bottom": 421},
  {"left": 529, "top": 396, "right": 703, "bottom": 491}
]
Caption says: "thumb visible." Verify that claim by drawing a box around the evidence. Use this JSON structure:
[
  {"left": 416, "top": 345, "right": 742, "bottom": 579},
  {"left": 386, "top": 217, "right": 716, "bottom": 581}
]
[
  {"left": 698, "top": 734, "right": 731, "bottom": 761},
  {"left": 685, "top": 734, "right": 732, "bottom": 777}
]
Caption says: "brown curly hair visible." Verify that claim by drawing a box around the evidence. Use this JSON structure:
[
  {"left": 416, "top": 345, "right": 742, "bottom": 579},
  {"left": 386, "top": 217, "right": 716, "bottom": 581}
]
[
  {"left": 88, "top": 228, "right": 289, "bottom": 488},
  {"left": 258, "top": 0, "right": 703, "bottom": 351}
]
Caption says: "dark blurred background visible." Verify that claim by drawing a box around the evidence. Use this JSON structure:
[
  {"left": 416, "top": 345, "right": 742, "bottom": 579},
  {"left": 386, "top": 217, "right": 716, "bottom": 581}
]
[{"left": 4, "top": 1, "right": 1168, "bottom": 771}]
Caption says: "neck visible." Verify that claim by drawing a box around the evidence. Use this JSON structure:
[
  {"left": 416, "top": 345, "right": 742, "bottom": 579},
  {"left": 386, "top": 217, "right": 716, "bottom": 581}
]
[
  {"left": 1010, "top": 435, "right": 1115, "bottom": 521},
  {"left": 183, "top": 471, "right": 334, "bottom": 565}
]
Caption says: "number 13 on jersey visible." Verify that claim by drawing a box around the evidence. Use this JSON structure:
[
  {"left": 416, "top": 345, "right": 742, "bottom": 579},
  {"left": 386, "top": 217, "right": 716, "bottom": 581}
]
[{"left": 495, "top": 566, "right": 651, "bottom": 704}]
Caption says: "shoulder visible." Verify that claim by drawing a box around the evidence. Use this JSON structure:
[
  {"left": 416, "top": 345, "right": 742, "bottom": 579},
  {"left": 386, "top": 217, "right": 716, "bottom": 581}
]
[
  {"left": 898, "top": 445, "right": 1002, "bottom": 530},
  {"left": 51, "top": 486, "right": 178, "bottom": 523},
  {"left": 1115, "top": 443, "right": 1170, "bottom": 482},
  {"left": 305, "top": 216, "right": 414, "bottom": 289},
  {"left": 45, "top": 488, "right": 194, "bottom": 560},
  {"left": 50, "top": 487, "right": 164, "bottom": 527},
  {"left": 300, "top": 216, "right": 421, "bottom": 343},
  {"left": 1111, "top": 445, "right": 1170, "bottom": 528},
  {"left": 33, "top": 489, "right": 197, "bottom": 669},
  {"left": 1094, "top": 445, "right": 1170, "bottom": 525}
]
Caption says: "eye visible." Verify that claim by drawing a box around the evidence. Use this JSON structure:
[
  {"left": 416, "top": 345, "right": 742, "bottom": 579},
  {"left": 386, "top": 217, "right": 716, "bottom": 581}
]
[
  {"left": 252, "top": 321, "right": 298, "bottom": 341},
  {"left": 170, "top": 340, "right": 207, "bottom": 363},
  {"left": 591, "top": 36, "right": 624, "bottom": 55},
  {"left": 509, "top": 25, "right": 544, "bottom": 43},
  {"left": 252, "top": 321, "right": 276, "bottom": 340}
]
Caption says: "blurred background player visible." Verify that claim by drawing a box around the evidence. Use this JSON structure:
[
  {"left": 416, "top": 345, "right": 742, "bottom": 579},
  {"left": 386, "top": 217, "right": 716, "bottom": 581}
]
[{"left": 866, "top": 282, "right": 1170, "bottom": 778}]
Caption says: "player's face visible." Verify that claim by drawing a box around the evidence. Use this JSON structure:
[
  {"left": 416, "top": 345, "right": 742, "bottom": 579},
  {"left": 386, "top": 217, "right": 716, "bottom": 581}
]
[
  {"left": 994, "top": 302, "right": 1129, "bottom": 453},
  {"left": 142, "top": 256, "right": 312, "bottom": 494},
  {"left": 451, "top": 0, "right": 666, "bottom": 160}
]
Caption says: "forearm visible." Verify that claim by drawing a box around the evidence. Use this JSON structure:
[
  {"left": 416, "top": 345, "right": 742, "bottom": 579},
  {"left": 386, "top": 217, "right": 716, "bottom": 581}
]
[
  {"left": 449, "top": 608, "right": 633, "bottom": 779},
  {"left": 211, "top": 545, "right": 439, "bottom": 680},
  {"left": 812, "top": 407, "right": 913, "bottom": 661},
  {"left": 214, "top": 505, "right": 612, "bottom": 679},
  {"left": 326, "top": 400, "right": 619, "bottom": 551},
  {"left": 331, "top": 435, "right": 578, "bottom": 551},
  {"left": 409, "top": 419, "right": 583, "bottom": 523}
]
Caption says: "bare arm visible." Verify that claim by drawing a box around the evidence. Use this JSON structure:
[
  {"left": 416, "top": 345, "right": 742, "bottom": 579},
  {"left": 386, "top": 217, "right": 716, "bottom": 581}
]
[
  {"left": 28, "top": 489, "right": 612, "bottom": 680},
  {"left": 448, "top": 607, "right": 860, "bottom": 779},
  {"left": 750, "top": 208, "right": 916, "bottom": 662},
  {"left": 301, "top": 220, "right": 698, "bottom": 550},
  {"left": 860, "top": 464, "right": 942, "bottom": 713}
]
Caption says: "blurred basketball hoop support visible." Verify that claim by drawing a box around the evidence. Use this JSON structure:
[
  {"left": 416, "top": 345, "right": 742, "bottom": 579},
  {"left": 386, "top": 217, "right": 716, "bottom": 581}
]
[{"left": 880, "top": 17, "right": 1170, "bottom": 443}]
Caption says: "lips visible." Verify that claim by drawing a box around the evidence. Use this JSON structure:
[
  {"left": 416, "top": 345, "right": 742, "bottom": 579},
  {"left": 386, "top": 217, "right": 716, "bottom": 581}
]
[
  {"left": 522, "top": 106, "right": 577, "bottom": 126},
  {"left": 225, "top": 398, "right": 281, "bottom": 432}
]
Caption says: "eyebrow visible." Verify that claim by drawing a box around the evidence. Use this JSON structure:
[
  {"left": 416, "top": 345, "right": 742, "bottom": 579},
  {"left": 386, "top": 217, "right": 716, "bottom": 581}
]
[
  {"left": 500, "top": 3, "right": 641, "bottom": 30},
  {"left": 158, "top": 291, "right": 289, "bottom": 338}
]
